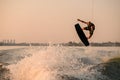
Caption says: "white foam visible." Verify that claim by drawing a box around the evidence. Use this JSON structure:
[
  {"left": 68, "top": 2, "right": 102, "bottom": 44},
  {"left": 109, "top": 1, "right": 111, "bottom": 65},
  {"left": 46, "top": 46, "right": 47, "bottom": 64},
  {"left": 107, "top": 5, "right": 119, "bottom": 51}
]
[{"left": 7, "top": 46, "right": 120, "bottom": 80}]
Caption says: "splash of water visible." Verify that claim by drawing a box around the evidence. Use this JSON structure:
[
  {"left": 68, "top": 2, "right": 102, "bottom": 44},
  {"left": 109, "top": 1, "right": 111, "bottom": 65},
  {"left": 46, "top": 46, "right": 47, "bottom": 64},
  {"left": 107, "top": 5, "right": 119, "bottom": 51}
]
[{"left": 7, "top": 46, "right": 108, "bottom": 80}]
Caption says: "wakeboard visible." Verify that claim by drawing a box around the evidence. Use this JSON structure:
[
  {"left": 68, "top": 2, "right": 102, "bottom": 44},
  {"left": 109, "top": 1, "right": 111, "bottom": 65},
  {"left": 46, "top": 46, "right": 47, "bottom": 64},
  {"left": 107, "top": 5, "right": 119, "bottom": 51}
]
[{"left": 75, "top": 23, "right": 89, "bottom": 46}]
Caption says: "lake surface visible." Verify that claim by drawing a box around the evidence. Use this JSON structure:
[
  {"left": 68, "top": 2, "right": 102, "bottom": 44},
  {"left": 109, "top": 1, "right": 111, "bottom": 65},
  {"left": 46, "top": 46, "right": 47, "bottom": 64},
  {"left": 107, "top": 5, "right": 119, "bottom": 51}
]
[{"left": 0, "top": 46, "right": 120, "bottom": 80}]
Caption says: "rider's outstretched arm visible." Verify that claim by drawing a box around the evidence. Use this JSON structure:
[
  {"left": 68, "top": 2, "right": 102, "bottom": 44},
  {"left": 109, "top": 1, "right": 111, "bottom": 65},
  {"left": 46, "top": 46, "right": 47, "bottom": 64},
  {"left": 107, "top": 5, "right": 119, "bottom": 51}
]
[{"left": 77, "top": 19, "right": 87, "bottom": 24}]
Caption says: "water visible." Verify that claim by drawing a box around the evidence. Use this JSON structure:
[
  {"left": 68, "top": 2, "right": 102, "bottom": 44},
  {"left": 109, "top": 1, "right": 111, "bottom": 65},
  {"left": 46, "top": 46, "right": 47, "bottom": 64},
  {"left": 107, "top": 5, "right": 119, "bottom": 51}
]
[{"left": 0, "top": 46, "right": 120, "bottom": 80}]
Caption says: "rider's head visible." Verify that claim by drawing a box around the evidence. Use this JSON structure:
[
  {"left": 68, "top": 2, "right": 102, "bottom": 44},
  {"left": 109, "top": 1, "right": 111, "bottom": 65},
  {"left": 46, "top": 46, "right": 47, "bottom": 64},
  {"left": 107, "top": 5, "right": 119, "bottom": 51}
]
[{"left": 89, "top": 21, "right": 91, "bottom": 23}]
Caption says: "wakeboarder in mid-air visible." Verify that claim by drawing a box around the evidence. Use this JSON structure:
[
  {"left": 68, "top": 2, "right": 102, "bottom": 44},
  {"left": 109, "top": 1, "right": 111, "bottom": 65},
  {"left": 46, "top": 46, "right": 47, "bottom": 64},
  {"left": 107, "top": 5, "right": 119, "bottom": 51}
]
[{"left": 77, "top": 19, "right": 95, "bottom": 39}]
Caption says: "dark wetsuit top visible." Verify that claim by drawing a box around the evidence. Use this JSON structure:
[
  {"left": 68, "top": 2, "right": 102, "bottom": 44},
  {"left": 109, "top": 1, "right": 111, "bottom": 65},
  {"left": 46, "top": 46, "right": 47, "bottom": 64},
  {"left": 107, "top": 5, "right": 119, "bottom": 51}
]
[{"left": 84, "top": 22, "right": 95, "bottom": 35}]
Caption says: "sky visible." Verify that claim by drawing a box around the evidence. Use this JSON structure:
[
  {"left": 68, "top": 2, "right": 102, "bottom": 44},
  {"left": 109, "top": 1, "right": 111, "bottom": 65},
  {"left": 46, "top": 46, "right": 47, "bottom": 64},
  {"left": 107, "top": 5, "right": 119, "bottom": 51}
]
[{"left": 0, "top": 0, "right": 120, "bottom": 43}]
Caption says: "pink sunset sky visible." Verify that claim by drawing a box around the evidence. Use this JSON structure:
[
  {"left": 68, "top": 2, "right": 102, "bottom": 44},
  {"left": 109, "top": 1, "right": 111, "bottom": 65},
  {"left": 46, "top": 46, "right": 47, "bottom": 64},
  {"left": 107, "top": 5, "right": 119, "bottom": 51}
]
[{"left": 0, "top": 0, "right": 120, "bottom": 43}]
